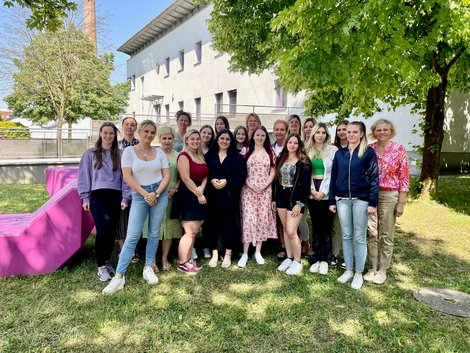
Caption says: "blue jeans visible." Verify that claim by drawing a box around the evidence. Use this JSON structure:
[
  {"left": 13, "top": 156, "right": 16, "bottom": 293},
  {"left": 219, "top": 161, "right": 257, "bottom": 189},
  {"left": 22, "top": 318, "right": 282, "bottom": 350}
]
[
  {"left": 336, "top": 198, "right": 368, "bottom": 273},
  {"left": 116, "top": 183, "right": 168, "bottom": 275}
]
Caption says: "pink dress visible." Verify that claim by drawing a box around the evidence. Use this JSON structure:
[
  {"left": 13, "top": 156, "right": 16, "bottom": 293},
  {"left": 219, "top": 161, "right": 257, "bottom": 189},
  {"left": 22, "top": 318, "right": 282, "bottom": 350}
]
[{"left": 240, "top": 149, "right": 277, "bottom": 245}]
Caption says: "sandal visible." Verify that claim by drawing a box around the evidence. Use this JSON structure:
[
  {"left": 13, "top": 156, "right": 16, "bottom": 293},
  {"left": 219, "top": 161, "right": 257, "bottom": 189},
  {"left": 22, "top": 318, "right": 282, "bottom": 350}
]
[
  {"left": 162, "top": 261, "right": 172, "bottom": 271},
  {"left": 277, "top": 247, "right": 287, "bottom": 260}
]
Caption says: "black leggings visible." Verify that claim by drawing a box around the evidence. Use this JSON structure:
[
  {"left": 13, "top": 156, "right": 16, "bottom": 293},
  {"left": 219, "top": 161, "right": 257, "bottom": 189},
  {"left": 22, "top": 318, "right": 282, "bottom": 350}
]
[{"left": 90, "top": 189, "right": 122, "bottom": 267}]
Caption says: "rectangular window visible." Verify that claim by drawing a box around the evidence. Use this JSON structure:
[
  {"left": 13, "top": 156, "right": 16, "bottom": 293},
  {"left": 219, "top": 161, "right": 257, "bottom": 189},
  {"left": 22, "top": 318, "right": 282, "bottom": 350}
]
[
  {"left": 165, "top": 104, "right": 170, "bottom": 119},
  {"left": 178, "top": 101, "right": 184, "bottom": 110},
  {"left": 195, "top": 97, "right": 201, "bottom": 118},
  {"left": 165, "top": 57, "right": 170, "bottom": 77},
  {"left": 228, "top": 89, "right": 237, "bottom": 116},
  {"left": 195, "top": 41, "right": 202, "bottom": 64},
  {"left": 274, "top": 80, "right": 287, "bottom": 107},
  {"left": 178, "top": 50, "right": 184, "bottom": 71},
  {"left": 155, "top": 63, "right": 160, "bottom": 75},
  {"left": 130, "top": 75, "right": 135, "bottom": 91},
  {"left": 140, "top": 76, "right": 144, "bottom": 98},
  {"left": 215, "top": 92, "right": 223, "bottom": 114}
]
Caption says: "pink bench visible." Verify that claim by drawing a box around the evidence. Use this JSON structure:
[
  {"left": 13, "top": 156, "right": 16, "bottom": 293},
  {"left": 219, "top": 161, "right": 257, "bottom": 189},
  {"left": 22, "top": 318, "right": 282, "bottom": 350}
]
[{"left": 0, "top": 180, "right": 94, "bottom": 278}]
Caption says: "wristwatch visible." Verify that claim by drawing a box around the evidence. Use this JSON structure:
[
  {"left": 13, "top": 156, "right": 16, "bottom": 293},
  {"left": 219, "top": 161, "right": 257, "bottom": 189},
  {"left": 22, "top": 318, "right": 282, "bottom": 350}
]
[{"left": 155, "top": 192, "right": 160, "bottom": 199}]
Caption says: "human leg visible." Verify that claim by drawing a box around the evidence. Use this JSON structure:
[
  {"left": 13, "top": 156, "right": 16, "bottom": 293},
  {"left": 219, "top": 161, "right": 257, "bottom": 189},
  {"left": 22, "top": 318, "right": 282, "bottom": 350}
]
[
  {"left": 352, "top": 199, "right": 369, "bottom": 274},
  {"left": 145, "top": 189, "right": 168, "bottom": 267},
  {"left": 336, "top": 199, "right": 354, "bottom": 271}
]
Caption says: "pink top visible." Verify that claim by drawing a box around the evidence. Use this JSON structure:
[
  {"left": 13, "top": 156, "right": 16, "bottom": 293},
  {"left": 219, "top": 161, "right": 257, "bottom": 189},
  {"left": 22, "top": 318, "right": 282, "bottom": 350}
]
[{"left": 369, "top": 141, "right": 409, "bottom": 192}]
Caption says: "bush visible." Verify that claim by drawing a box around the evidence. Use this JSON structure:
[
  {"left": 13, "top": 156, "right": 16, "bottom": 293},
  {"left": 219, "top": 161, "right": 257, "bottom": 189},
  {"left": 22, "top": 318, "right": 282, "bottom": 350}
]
[
  {"left": 0, "top": 121, "right": 31, "bottom": 139},
  {"left": 408, "top": 175, "right": 423, "bottom": 199}
]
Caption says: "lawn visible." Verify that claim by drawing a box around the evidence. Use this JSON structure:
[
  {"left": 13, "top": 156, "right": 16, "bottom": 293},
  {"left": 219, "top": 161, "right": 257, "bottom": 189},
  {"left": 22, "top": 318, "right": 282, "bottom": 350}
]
[{"left": 0, "top": 177, "right": 469, "bottom": 353}]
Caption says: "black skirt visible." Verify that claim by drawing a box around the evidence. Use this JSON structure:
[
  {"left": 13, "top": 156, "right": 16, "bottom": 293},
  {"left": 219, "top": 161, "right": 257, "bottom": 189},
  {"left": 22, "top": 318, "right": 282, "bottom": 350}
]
[{"left": 171, "top": 181, "right": 207, "bottom": 221}]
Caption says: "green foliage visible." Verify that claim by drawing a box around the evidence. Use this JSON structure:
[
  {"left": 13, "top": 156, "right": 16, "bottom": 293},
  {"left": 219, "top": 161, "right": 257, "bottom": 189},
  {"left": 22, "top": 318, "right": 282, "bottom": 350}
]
[
  {"left": 408, "top": 175, "right": 423, "bottom": 199},
  {"left": 3, "top": 0, "right": 77, "bottom": 31},
  {"left": 0, "top": 120, "right": 30, "bottom": 139}
]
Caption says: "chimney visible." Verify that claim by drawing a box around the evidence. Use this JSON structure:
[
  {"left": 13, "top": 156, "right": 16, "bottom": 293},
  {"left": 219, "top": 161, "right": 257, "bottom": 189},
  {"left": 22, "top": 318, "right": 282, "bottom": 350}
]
[{"left": 84, "top": 0, "right": 97, "bottom": 54}]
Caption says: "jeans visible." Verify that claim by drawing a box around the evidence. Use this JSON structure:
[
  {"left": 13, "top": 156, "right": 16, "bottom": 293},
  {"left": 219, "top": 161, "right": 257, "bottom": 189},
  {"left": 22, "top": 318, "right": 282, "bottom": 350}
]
[
  {"left": 116, "top": 182, "right": 168, "bottom": 275},
  {"left": 336, "top": 198, "right": 368, "bottom": 272}
]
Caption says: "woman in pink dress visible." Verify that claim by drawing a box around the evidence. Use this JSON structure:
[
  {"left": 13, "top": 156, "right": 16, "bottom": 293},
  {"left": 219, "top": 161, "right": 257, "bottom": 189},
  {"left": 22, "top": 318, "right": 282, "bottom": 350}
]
[{"left": 238, "top": 126, "right": 277, "bottom": 268}]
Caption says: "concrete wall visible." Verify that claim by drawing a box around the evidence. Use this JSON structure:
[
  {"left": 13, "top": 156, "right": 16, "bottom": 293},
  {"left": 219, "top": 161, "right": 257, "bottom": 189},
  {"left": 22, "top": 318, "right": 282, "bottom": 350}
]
[{"left": 0, "top": 160, "right": 79, "bottom": 184}]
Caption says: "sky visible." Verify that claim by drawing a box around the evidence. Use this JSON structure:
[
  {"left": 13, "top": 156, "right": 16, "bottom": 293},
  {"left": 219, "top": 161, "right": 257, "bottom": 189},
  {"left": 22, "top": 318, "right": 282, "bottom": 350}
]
[{"left": 0, "top": 0, "right": 175, "bottom": 107}]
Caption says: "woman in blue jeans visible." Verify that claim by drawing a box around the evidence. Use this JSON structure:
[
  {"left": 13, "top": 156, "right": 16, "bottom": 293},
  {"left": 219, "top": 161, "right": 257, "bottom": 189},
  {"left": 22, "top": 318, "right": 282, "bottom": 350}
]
[
  {"left": 329, "top": 121, "right": 379, "bottom": 289},
  {"left": 103, "top": 120, "right": 170, "bottom": 295}
]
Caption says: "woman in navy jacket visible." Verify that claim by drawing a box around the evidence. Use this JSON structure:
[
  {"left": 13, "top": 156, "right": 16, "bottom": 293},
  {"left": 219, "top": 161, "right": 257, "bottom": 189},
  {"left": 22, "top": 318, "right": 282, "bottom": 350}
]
[{"left": 329, "top": 121, "right": 379, "bottom": 289}]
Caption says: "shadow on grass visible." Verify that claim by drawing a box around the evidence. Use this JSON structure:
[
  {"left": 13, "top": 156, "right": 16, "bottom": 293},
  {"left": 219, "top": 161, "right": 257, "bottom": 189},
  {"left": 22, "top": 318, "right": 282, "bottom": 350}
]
[{"left": 436, "top": 176, "right": 470, "bottom": 216}]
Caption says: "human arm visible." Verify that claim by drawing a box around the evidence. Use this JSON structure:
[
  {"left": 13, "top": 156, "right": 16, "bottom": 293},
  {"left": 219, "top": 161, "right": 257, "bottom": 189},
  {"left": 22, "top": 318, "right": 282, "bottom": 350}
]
[
  {"left": 367, "top": 148, "right": 379, "bottom": 208},
  {"left": 328, "top": 153, "right": 339, "bottom": 207},
  {"left": 177, "top": 154, "right": 207, "bottom": 202},
  {"left": 395, "top": 145, "right": 409, "bottom": 217},
  {"left": 77, "top": 150, "right": 92, "bottom": 209}
]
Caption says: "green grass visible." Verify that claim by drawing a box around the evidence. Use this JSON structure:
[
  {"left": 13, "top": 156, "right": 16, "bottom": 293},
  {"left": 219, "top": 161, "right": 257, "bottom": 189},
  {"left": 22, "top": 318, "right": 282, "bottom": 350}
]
[{"left": 0, "top": 179, "right": 469, "bottom": 352}]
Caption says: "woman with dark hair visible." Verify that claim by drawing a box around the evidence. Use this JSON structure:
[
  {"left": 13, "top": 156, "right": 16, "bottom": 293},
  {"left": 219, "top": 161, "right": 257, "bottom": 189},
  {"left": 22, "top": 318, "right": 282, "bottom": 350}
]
[
  {"left": 302, "top": 118, "right": 316, "bottom": 142},
  {"left": 200, "top": 125, "right": 215, "bottom": 154},
  {"left": 102, "top": 120, "right": 170, "bottom": 294},
  {"left": 329, "top": 121, "right": 379, "bottom": 290},
  {"left": 78, "top": 122, "right": 130, "bottom": 282},
  {"left": 205, "top": 129, "right": 247, "bottom": 268},
  {"left": 334, "top": 120, "right": 350, "bottom": 149},
  {"left": 238, "top": 126, "right": 277, "bottom": 268},
  {"left": 245, "top": 113, "right": 261, "bottom": 140},
  {"left": 214, "top": 115, "right": 230, "bottom": 133},
  {"left": 274, "top": 134, "right": 312, "bottom": 276},
  {"left": 287, "top": 114, "right": 302, "bottom": 135},
  {"left": 234, "top": 125, "right": 249, "bottom": 152},
  {"left": 173, "top": 110, "right": 192, "bottom": 152}
]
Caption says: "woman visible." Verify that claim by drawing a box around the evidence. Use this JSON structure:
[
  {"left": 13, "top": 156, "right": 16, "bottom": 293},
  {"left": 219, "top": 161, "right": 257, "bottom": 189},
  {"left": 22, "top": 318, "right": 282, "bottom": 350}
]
[
  {"left": 272, "top": 119, "right": 288, "bottom": 157},
  {"left": 214, "top": 115, "right": 230, "bottom": 133},
  {"left": 78, "top": 122, "right": 130, "bottom": 282},
  {"left": 173, "top": 110, "right": 192, "bottom": 152},
  {"left": 245, "top": 113, "right": 261, "bottom": 140},
  {"left": 200, "top": 125, "right": 215, "bottom": 154},
  {"left": 302, "top": 118, "right": 316, "bottom": 142},
  {"left": 234, "top": 125, "right": 249, "bottom": 152},
  {"left": 158, "top": 126, "right": 183, "bottom": 271},
  {"left": 205, "top": 129, "right": 247, "bottom": 268},
  {"left": 274, "top": 134, "right": 312, "bottom": 276},
  {"left": 238, "top": 126, "right": 277, "bottom": 268},
  {"left": 102, "top": 120, "right": 170, "bottom": 295},
  {"left": 329, "top": 121, "right": 379, "bottom": 290},
  {"left": 365, "top": 119, "right": 409, "bottom": 285},
  {"left": 287, "top": 114, "right": 301, "bottom": 135},
  {"left": 330, "top": 119, "right": 349, "bottom": 266},
  {"left": 174, "top": 129, "right": 209, "bottom": 275},
  {"left": 304, "top": 123, "right": 337, "bottom": 275}
]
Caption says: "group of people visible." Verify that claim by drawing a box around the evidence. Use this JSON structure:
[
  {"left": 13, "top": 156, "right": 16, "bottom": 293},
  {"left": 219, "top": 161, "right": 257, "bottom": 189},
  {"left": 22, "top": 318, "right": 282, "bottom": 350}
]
[{"left": 77, "top": 111, "right": 409, "bottom": 295}]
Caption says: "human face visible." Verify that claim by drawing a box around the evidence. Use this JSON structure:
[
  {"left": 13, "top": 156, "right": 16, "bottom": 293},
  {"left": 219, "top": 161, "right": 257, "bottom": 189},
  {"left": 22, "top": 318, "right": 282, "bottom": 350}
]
[
  {"left": 185, "top": 132, "right": 200, "bottom": 152},
  {"left": 347, "top": 124, "right": 363, "bottom": 145},
  {"left": 215, "top": 118, "right": 226, "bottom": 133},
  {"left": 177, "top": 115, "right": 190, "bottom": 133},
  {"left": 374, "top": 123, "right": 392, "bottom": 143},
  {"left": 235, "top": 129, "right": 246, "bottom": 144},
  {"left": 336, "top": 124, "right": 348, "bottom": 141},
  {"left": 286, "top": 136, "right": 299, "bottom": 153},
  {"left": 139, "top": 124, "right": 156, "bottom": 144},
  {"left": 274, "top": 123, "right": 287, "bottom": 142},
  {"left": 303, "top": 121, "right": 314, "bottom": 140},
  {"left": 122, "top": 118, "right": 137, "bottom": 138},
  {"left": 100, "top": 126, "right": 115, "bottom": 148},
  {"left": 159, "top": 133, "right": 174, "bottom": 152},
  {"left": 314, "top": 127, "right": 327, "bottom": 144},
  {"left": 217, "top": 133, "right": 231, "bottom": 151},
  {"left": 200, "top": 128, "right": 213, "bottom": 143},
  {"left": 253, "top": 129, "right": 266, "bottom": 147},
  {"left": 288, "top": 118, "right": 300, "bottom": 134},
  {"left": 247, "top": 116, "right": 259, "bottom": 132}
]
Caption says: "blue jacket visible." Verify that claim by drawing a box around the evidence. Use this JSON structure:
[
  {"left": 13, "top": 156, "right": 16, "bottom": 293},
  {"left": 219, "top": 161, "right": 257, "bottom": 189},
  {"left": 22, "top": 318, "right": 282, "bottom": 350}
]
[{"left": 328, "top": 145, "right": 379, "bottom": 207}]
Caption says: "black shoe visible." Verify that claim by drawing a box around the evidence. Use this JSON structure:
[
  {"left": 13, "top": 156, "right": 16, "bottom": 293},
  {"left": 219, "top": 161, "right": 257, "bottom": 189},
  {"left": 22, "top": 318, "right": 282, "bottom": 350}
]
[
  {"left": 340, "top": 262, "right": 346, "bottom": 270},
  {"left": 330, "top": 255, "right": 339, "bottom": 267}
]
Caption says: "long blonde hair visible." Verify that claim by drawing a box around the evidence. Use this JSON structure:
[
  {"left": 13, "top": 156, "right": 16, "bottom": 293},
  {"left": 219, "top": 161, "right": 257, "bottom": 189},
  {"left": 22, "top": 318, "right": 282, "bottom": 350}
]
[
  {"left": 182, "top": 129, "right": 205, "bottom": 162},
  {"left": 349, "top": 121, "right": 368, "bottom": 158},
  {"left": 305, "top": 123, "right": 331, "bottom": 160}
]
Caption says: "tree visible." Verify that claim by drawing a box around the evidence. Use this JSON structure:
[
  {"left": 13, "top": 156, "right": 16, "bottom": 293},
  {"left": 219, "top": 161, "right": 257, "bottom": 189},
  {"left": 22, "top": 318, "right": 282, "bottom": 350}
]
[
  {"left": 207, "top": 0, "right": 470, "bottom": 197},
  {"left": 5, "top": 23, "right": 128, "bottom": 155},
  {"left": 3, "top": 0, "right": 77, "bottom": 31}
]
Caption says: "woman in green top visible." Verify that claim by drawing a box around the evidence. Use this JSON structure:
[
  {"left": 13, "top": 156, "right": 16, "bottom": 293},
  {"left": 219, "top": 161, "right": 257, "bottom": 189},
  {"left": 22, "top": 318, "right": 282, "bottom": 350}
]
[{"left": 304, "top": 123, "right": 338, "bottom": 276}]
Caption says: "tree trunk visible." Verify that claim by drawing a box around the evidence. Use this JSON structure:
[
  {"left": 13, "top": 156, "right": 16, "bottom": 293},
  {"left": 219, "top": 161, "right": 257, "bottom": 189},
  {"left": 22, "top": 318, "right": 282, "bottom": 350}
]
[
  {"left": 419, "top": 78, "right": 447, "bottom": 197},
  {"left": 68, "top": 120, "right": 72, "bottom": 141},
  {"left": 56, "top": 115, "right": 63, "bottom": 159}
]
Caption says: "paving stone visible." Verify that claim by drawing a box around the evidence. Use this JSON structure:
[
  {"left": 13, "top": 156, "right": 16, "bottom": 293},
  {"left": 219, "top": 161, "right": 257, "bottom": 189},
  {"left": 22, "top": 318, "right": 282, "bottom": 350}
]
[{"left": 413, "top": 287, "right": 470, "bottom": 318}]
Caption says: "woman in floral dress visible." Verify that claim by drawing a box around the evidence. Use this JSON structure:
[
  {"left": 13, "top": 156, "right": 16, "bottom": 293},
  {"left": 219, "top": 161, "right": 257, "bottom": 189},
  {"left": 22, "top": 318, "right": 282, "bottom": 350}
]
[{"left": 238, "top": 126, "right": 277, "bottom": 268}]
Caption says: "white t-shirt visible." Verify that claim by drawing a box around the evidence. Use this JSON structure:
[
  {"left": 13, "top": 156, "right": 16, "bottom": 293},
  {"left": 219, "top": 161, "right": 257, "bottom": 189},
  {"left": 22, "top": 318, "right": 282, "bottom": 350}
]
[{"left": 121, "top": 146, "right": 168, "bottom": 185}]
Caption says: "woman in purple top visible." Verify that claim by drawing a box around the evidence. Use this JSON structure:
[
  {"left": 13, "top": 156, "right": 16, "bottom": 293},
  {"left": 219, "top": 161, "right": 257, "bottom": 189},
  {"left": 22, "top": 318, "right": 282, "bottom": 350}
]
[{"left": 78, "top": 122, "right": 130, "bottom": 282}]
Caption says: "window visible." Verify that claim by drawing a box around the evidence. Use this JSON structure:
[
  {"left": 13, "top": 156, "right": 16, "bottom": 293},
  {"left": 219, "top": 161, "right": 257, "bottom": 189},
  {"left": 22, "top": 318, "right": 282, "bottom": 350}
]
[
  {"left": 165, "top": 104, "right": 170, "bottom": 120},
  {"left": 215, "top": 92, "right": 223, "bottom": 114},
  {"left": 194, "top": 97, "right": 201, "bottom": 118},
  {"left": 195, "top": 41, "right": 202, "bottom": 64},
  {"left": 178, "top": 101, "right": 184, "bottom": 110},
  {"left": 178, "top": 50, "right": 184, "bottom": 71},
  {"left": 165, "top": 57, "right": 170, "bottom": 77},
  {"left": 274, "top": 80, "right": 287, "bottom": 107},
  {"left": 228, "top": 89, "right": 237, "bottom": 116},
  {"left": 155, "top": 63, "right": 160, "bottom": 75},
  {"left": 140, "top": 76, "right": 144, "bottom": 98},
  {"left": 130, "top": 75, "right": 135, "bottom": 91}
]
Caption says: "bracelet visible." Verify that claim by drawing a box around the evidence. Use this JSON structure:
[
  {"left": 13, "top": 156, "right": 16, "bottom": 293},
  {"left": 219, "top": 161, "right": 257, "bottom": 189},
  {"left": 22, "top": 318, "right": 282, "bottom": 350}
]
[{"left": 296, "top": 201, "right": 305, "bottom": 208}]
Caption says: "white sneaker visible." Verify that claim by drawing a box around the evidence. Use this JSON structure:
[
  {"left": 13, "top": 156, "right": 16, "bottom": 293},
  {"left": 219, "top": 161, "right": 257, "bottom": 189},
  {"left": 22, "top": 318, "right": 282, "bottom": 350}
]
[
  {"left": 337, "top": 270, "right": 354, "bottom": 284},
  {"left": 237, "top": 254, "right": 248, "bottom": 268},
  {"left": 372, "top": 271, "right": 387, "bottom": 285},
  {"left": 278, "top": 258, "right": 293, "bottom": 272},
  {"left": 221, "top": 256, "right": 232, "bottom": 269},
  {"left": 351, "top": 274, "right": 364, "bottom": 289},
  {"left": 309, "top": 261, "right": 320, "bottom": 273},
  {"left": 102, "top": 276, "right": 125, "bottom": 295},
  {"left": 286, "top": 261, "right": 303, "bottom": 275},
  {"left": 208, "top": 256, "right": 218, "bottom": 268},
  {"left": 319, "top": 261, "right": 329, "bottom": 275},
  {"left": 203, "top": 248, "right": 211, "bottom": 259},
  {"left": 143, "top": 266, "right": 159, "bottom": 285},
  {"left": 97, "top": 265, "right": 111, "bottom": 282},
  {"left": 191, "top": 248, "right": 198, "bottom": 260},
  {"left": 254, "top": 252, "right": 265, "bottom": 265},
  {"left": 363, "top": 269, "right": 377, "bottom": 282}
]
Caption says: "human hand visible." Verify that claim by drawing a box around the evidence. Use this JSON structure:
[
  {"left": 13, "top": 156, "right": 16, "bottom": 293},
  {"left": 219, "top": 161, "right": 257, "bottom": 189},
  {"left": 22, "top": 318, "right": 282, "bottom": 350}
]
[
  {"left": 82, "top": 203, "right": 90, "bottom": 211},
  {"left": 395, "top": 203, "right": 404, "bottom": 217},
  {"left": 271, "top": 201, "right": 277, "bottom": 211},
  {"left": 121, "top": 202, "right": 128, "bottom": 210},
  {"left": 367, "top": 206, "right": 377, "bottom": 215},
  {"left": 198, "top": 194, "right": 207, "bottom": 205},
  {"left": 168, "top": 188, "right": 177, "bottom": 199},
  {"left": 329, "top": 205, "right": 336, "bottom": 213},
  {"left": 290, "top": 204, "right": 301, "bottom": 218}
]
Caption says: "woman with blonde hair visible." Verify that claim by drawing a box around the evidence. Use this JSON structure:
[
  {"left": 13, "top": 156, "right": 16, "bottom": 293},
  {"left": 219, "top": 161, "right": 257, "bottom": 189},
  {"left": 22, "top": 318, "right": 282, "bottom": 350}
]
[
  {"left": 365, "top": 119, "right": 409, "bottom": 284},
  {"left": 287, "top": 114, "right": 301, "bottom": 135},
  {"left": 302, "top": 118, "right": 316, "bottom": 142},
  {"left": 245, "top": 113, "right": 261, "bottom": 140}
]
